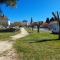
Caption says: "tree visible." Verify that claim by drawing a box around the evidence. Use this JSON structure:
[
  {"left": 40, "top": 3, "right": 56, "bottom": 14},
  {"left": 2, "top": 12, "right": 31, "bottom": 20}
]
[
  {"left": 30, "top": 17, "right": 34, "bottom": 31},
  {"left": 52, "top": 11, "right": 60, "bottom": 39},
  {"left": 46, "top": 18, "right": 50, "bottom": 23},
  {"left": 0, "top": 0, "right": 18, "bottom": 7},
  {"left": 52, "top": 12, "right": 59, "bottom": 21},
  {"left": 50, "top": 17, "right": 54, "bottom": 22},
  {"left": 13, "top": 22, "right": 21, "bottom": 27},
  {"left": 37, "top": 22, "right": 40, "bottom": 32},
  {"left": 22, "top": 20, "right": 28, "bottom": 27},
  {"left": 37, "top": 21, "right": 42, "bottom": 32},
  {"left": 30, "top": 17, "right": 33, "bottom": 24}
]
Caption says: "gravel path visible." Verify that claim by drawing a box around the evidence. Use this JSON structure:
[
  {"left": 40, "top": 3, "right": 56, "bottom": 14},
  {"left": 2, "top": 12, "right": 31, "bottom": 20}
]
[{"left": 0, "top": 27, "right": 29, "bottom": 60}]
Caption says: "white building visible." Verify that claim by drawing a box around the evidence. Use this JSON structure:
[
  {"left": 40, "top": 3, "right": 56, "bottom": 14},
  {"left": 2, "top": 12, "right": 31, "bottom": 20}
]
[
  {"left": 49, "top": 21, "right": 59, "bottom": 33},
  {"left": 8, "top": 21, "right": 10, "bottom": 26}
]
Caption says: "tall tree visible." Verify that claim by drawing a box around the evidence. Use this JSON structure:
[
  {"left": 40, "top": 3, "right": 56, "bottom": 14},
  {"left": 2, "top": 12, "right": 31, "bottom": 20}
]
[
  {"left": 52, "top": 12, "right": 59, "bottom": 21},
  {"left": 52, "top": 11, "right": 60, "bottom": 39},
  {"left": 0, "top": 0, "right": 18, "bottom": 7},
  {"left": 22, "top": 20, "right": 28, "bottom": 27},
  {"left": 37, "top": 21, "right": 43, "bottom": 33},
  {"left": 46, "top": 18, "right": 50, "bottom": 23},
  {"left": 0, "top": 0, "right": 18, "bottom": 28},
  {"left": 30, "top": 17, "right": 33, "bottom": 24},
  {"left": 30, "top": 17, "right": 34, "bottom": 31},
  {"left": 37, "top": 22, "right": 40, "bottom": 32},
  {"left": 50, "top": 17, "right": 54, "bottom": 22}
]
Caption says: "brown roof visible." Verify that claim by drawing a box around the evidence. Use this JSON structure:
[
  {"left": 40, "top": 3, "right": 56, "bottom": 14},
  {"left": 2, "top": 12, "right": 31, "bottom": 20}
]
[{"left": 41, "top": 23, "right": 49, "bottom": 27}]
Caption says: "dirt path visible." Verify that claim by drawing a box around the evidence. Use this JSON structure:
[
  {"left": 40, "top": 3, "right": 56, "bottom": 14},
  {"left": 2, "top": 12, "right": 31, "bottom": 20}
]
[
  {"left": 11, "top": 27, "right": 29, "bottom": 40},
  {"left": 0, "top": 27, "right": 29, "bottom": 60}
]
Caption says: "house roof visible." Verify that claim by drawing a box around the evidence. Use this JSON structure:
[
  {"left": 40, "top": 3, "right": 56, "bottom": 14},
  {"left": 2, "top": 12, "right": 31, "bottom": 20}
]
[
  {"left": 41, "top": 23, "right": 49, "bottom": 27},
  {"left": 49, "top": 21, "right": 59, "bottom": 25}
]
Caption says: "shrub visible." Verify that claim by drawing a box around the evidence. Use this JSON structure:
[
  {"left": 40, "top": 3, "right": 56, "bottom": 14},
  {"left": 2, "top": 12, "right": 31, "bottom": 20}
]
[{"left": 0, "top": 28, "right": 16, "bottom": 32}]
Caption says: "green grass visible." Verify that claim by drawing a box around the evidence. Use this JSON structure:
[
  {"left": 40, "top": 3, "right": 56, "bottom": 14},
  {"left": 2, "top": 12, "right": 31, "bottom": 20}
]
[
  {"left": 0, "top": 31, "right": 20, "bottom": 41},
  {"left": 14, "top": 28, "right": 60, "bottom": 60}
]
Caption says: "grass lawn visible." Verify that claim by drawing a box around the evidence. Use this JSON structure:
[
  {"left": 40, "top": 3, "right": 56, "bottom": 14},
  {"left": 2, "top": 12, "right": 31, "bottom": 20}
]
[
  {"left": 14, "top": 28, "right": 60, "bottom": 60},
  {"left": 0, "top": 31, "right": 20, "bottom": 41}
]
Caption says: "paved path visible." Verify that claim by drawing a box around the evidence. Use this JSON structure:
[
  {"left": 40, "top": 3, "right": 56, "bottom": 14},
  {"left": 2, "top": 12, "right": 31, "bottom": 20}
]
[{"left": 0, "top": 27, "right": 29, "bottom": 60}]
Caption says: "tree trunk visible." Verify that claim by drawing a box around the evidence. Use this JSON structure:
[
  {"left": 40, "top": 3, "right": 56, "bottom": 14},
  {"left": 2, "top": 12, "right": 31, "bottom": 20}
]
[
  {"left": 32, "top": 26, "right": 34, "bottom": 31},
  {"left": 37, "top": 26, "right": 40, "bottom": 32}
]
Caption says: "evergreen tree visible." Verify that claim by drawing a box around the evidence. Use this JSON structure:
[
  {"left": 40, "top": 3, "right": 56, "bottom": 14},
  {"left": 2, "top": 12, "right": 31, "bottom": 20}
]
[
  {"left": 50, "top": 17, "right": 54, "bottom": 22},
  {"left": 46, "top": 18, "right": 50, "bottom": 23},
  {"left": 30, "top": 17, "right": 34, "bottom": 31}
]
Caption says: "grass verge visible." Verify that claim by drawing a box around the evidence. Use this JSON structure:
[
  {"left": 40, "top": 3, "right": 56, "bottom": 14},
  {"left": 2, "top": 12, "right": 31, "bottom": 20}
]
[
  {"left": 14, "top": 28, "right": 60, "bottom": 60},
  {"left": 0, "top": 31, "right": 20, "bottom": 41}
]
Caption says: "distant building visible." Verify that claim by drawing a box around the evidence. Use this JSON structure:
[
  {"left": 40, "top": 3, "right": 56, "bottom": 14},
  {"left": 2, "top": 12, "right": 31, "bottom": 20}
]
[
  {"left": 0, "top": 15, "right": 8, "bottom": 27},
  {"left": 0, "top": 10, "right": 8, "bottom": 27},
  {"left": 40, "top": 23, "right": 49, "bottom": 28}
]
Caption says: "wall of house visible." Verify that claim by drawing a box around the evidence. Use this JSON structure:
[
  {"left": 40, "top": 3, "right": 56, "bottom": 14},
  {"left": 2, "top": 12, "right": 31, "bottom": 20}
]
[{"left": 52, "top": 24, "right": 59, "bottom": 33}]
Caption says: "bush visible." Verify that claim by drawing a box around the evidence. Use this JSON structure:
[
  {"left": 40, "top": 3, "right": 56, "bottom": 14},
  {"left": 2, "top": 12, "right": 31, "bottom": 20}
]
[{"left": 0, "top": 28, "right": 16, "bottom": 32}]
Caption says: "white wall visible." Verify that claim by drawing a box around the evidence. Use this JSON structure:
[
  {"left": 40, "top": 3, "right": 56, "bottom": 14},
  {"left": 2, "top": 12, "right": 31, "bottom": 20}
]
[{"left": 51, "top": 24, "right": 59, "bottom": 33}]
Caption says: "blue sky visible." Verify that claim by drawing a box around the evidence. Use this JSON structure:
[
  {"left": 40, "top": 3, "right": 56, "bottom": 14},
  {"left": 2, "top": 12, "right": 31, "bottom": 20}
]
[{"left": 1, "top": 0, "right": 60, "bottom": 22}]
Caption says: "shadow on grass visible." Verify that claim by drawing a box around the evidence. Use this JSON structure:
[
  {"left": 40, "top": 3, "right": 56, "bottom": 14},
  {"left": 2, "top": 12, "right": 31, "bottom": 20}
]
[{"left": 29, "top": 38, "right": 60, "bottom": 43}]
